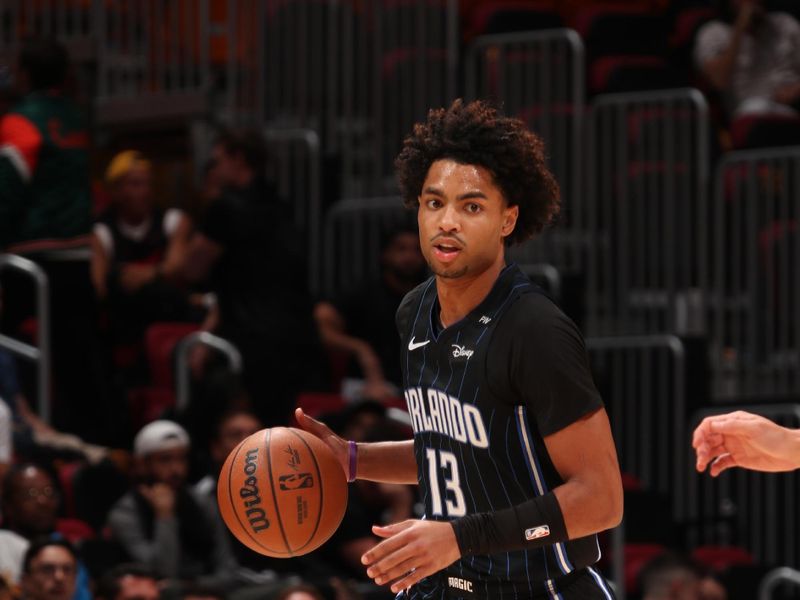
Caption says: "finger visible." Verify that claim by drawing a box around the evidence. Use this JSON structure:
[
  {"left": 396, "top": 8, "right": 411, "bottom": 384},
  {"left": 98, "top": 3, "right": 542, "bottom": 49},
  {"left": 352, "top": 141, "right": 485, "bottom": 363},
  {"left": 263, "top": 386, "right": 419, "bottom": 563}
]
[
  {"left": 696, "top": 441, "right": 728, "bottom": 472},
  {"left": 364, "top": 527, "right": 417, "bottom": 571},
  {"left": 372, "top": 520, "right": 415, "bottom": 539},
  {"left": 709, "top": 454, "right": 737, "bottom": 477},
  {"left": 389, "top": 564, "right": 436, "bottom": 594},
  {"left": 370, "top": 556, "right": 418, "bottom": 586},
  {"left": 295, "top": 408, "right": 328, "bottom": 435}
]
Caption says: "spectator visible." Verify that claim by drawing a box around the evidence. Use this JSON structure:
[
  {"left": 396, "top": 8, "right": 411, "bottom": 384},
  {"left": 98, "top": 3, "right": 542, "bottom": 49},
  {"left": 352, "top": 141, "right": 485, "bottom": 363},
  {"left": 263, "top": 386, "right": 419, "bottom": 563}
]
[
  {"left": 192, "top": 411, "right": 286, "bottom": 594},
  {"left": 0, "top": 36, "right": 90, "bottom": 249},
  {"left": 20, "top": 539, "right": 78, "bottom": 600},
  {"left": 313, "top": 228, "right": 426, "bottom": 400},
  {"left": 90, "top": 150, "right": 202, "bottom": 374},
  {"left": 695, "top": 1, "right": 800, "bottom": 118},
  {"left": 1, "top": 465, "right": 91, "bottom": 600},
  {"left": 0, "top": 529, "right": 28, "bottom": 586},
  {"left": 95, "top": 564, "right": 159, "bottom": 600},
  {"left": 640, "top": 552, "right": 728, "bottom": 600},
  {"left": 0, "top": 36, "right": 102, "bottom": 442},
  {"left": 0, "top": 346, "right": 108, "bottom": 465},
  {"left": 193, "top": 409, "right": 262, "bottom": 499},
  {"left": 184, "top": 130, "right": 325, "bottom": 427},
  {"left": 107, "top": 420, "right": 235, "bottom": 589}
]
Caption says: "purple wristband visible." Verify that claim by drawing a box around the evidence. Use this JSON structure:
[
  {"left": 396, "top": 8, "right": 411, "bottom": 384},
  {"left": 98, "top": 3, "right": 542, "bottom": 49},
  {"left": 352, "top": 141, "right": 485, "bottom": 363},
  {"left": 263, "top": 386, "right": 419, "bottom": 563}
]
[{"left": 347, "top": 440, "right": 358, "bottom": 482}]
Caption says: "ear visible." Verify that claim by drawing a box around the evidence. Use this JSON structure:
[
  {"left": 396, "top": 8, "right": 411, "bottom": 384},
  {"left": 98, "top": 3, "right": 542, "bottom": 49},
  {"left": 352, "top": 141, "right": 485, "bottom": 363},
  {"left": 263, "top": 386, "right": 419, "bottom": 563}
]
[{"left": 501, "top": 204, "right": 519, "bottom": 238}]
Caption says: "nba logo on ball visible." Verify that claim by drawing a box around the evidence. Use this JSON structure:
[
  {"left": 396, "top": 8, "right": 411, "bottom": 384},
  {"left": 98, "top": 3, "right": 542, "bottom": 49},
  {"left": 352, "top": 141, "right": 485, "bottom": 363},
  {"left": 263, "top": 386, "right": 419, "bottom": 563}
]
[{"left": 217, "top": 427, "right": 348, "bottom": 558}]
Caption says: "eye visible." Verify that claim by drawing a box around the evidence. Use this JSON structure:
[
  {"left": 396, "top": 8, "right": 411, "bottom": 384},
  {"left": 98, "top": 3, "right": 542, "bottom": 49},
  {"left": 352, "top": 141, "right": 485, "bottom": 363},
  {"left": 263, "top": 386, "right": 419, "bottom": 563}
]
[
  {"left": 425, "top": 198, "right": 442, "bottom": 209},
  {"left": 465, "top": 202, "right": 482, "bottom": 214}
]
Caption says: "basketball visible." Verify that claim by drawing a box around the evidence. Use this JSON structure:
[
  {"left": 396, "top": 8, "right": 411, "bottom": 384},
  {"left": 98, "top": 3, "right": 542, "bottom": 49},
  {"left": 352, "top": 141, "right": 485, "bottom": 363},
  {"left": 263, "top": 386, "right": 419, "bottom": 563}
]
[{"left": 217, "top": 427, "right": 348, "bottom": 558}]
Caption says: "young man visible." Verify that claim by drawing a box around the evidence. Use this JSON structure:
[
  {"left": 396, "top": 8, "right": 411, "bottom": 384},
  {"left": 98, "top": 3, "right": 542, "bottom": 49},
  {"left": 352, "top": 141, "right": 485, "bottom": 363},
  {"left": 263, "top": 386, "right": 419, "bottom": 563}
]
[
  {"left": 20, "top": 539, "right": 79, "bottom": 600},
  {"left": 297, "top": 99, "right": 622, "bottom": 599}
]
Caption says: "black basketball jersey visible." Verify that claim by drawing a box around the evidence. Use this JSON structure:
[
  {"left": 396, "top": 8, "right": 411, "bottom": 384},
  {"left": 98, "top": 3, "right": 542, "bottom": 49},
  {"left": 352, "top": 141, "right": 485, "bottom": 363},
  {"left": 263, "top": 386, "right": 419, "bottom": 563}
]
[{"left": 396, "top": 264, "right": 607, "bottom": 599}]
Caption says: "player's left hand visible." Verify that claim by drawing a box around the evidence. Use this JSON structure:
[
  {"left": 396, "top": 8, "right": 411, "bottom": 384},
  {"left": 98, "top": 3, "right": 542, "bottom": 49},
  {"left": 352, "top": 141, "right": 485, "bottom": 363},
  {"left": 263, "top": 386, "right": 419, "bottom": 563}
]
[{"left": 362, "top": 519, "right": 461, "bottom": 594}]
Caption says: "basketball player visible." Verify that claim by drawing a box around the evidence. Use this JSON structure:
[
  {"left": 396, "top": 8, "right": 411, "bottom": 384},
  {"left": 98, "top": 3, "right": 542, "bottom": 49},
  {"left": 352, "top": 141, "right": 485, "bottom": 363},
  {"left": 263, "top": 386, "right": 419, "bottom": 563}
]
[{"left": 297, "top": 99, "right": 623, "bottom": 598}]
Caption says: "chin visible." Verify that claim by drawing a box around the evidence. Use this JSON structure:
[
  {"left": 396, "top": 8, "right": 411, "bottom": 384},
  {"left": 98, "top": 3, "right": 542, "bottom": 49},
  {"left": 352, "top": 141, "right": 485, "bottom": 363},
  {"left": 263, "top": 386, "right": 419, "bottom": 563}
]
[{"left": 433, "top": 265, "right": 469, "bottom": 279}]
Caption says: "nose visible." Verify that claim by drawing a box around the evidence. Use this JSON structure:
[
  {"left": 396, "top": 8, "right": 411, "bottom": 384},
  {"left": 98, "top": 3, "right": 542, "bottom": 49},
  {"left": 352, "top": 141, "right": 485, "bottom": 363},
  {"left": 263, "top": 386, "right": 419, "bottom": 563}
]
[{"left": 438, "top": 203, "right": 460, "bottom": 233}]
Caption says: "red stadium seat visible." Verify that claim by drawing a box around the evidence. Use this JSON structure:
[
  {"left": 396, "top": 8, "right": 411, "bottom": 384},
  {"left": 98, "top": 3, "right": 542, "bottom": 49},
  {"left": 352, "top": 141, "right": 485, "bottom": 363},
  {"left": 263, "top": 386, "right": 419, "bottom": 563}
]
[
  {"left": 692, "top": 544, "right": 755, "bottom": 571},
  {"left": 144, "top": 322, "right": 200, "bottom": 390},
  {"left": 466, "top": 2, "right": 563, "bottom": 39},
  {"left": 625, "top": 543, "right": 669, "bottom": 593},
  {"left": 589, "top": 55, "right": 677, "bottom": 94},
  {"left": 56, "top": 518, "right": 96, "bottom": 544}
]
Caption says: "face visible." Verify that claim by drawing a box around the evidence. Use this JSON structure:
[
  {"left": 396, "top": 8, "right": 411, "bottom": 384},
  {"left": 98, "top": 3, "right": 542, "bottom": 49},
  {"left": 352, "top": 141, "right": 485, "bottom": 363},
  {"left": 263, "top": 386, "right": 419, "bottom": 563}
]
[
  {"left": 115, "top": 575, "right": 159, "bottom": 600},
  {"left": 382, "top": 231, "right": 426, "bottom": 282},
  {"left": 211, "top": 143, "right": 245, "bottom": 188},
  {"left": 143, "top": 447, "right": 189, "bottom": 489},
  {"left": 6, "top": 466, "right": 59, "bottom": 536},
  {"left": 417, "top": 159, "right": 518, "bottom": 281},
  {"left": 116, "top": 165, "right": 153, "bottom": 221},
  {"left": 211, "top": 413, "right": 262, "bottom": 466},
  {"left": 23, "top": 546, "right": 77, "bottom": 600}
]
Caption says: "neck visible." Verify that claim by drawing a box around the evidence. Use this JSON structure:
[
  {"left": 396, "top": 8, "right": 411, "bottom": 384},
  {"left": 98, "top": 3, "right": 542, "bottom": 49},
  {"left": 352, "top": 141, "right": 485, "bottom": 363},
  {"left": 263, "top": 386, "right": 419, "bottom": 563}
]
[{"left": 436, "top": 256, "right": 505, "bottom": 328}]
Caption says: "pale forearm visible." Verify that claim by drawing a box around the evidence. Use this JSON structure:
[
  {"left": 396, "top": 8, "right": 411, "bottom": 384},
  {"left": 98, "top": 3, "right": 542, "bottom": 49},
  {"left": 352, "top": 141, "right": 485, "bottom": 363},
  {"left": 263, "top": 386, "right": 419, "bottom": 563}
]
[{"left": 356, "top": 440, "right": 418, "bottom": 484}]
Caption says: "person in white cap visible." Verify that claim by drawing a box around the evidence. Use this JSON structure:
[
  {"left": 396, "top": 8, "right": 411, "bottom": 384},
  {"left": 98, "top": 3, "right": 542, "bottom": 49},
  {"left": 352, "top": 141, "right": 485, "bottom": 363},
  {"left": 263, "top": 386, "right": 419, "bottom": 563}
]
[{"left": 106, "top": 421, "right": 236, "bottom": 591}]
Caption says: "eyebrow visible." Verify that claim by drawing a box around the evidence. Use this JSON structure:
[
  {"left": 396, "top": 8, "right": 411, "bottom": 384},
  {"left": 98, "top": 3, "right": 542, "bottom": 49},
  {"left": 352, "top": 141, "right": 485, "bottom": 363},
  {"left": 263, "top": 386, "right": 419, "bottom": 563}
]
[{"left": 422, "top": 187, "right": 489, "bottom": 201}]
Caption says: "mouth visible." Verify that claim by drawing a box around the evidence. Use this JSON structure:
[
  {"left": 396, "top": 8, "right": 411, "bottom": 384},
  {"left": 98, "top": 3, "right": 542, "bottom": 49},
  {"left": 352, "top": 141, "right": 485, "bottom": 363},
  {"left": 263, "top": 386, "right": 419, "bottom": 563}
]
[{"left": 432, "top": 241, "right": 462, "bottom": 263}]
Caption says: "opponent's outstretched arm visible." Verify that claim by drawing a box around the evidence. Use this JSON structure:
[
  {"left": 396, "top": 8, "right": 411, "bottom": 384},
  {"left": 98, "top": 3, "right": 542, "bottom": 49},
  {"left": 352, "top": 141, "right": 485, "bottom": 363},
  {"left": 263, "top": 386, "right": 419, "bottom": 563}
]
[{"left": 693, "top": 410, "right": 800, "bottom": 476}]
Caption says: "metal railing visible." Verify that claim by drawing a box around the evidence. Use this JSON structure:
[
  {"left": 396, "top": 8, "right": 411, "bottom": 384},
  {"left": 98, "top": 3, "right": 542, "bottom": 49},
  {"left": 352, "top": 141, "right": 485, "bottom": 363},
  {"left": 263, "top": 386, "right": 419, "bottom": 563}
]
[
  {"left": 175, "top": 331, "right": 242, "bottom": 412},
  {"left": 94, "top": 0, "right": 211, "bottom": 125},
  {"left": 708, "top": 146, "right": 800, "bottom": 401},
  {"left": 263, "top": 127, "right": 323, "bottom": 294},
  {"left": 0, "top": 254, "right": 51, "bottom": 424},
  {"left": 466, "top": 29, "right": 586, "bottom": 272},
  {"left": 223, "top": 0, "right": 460, "bottom": 196},
  {"left": 586, "top": 335, "right": 687, "bottom": 516},
  {"left": 585, "top": 88, "right": 710, "bottom": 337},
  {"left": 759, "top": 567, "right": 800, "bottom": 600},
  {"left": 0, "top": 0, "right": 94, "bottom": 63},
  {"left": 322, "top": 196, "right": 416, "bottom": 297},
  {"left": 686, "top": 404, "right": 800, "bottom": 568}
]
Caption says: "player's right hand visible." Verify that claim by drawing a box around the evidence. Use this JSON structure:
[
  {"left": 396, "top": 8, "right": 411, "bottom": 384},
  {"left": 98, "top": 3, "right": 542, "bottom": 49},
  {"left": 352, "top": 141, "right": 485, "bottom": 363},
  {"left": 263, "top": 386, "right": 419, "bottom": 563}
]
[{"left": 295, "top": 407, "right": 350, "bottom": 478}]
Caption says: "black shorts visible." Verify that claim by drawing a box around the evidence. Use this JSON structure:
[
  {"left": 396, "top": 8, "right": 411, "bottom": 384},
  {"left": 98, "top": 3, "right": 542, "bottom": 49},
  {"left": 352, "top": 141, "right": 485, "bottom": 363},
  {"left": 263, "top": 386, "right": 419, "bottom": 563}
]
[{"left": 401, "top": 567, "right": 617, "bottom": 600}]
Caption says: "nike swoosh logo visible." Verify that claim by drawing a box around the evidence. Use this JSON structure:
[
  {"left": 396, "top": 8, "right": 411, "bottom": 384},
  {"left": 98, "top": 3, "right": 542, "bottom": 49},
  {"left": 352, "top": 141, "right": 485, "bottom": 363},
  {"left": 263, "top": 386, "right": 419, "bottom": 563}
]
[{"left": 408, "top": 337, "right": 431, "bottom": 351}]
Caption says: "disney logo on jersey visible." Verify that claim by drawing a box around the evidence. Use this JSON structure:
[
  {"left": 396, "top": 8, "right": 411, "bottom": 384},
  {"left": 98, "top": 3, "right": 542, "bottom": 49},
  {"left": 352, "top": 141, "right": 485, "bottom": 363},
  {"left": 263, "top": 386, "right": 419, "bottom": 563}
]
[{"left": 451, "top": 344, "right": 474, "bottom": 359}]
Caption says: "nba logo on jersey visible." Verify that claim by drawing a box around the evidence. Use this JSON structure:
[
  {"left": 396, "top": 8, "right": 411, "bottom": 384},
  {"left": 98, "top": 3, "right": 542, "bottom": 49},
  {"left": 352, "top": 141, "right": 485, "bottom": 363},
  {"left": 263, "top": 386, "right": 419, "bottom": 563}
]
[{"left": 525, "top": 525, "right": 551, "bottom": 541}]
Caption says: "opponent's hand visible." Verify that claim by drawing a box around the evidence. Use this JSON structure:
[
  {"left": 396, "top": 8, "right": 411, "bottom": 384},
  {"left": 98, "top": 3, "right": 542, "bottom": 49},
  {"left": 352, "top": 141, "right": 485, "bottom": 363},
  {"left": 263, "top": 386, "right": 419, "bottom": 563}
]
[
  {"left": 295, "top": 408, "right": 349, "bottom": 477},
  {"left": 362, "top": 519, "right": 461, "bottom": 594},
  {"left": 138, "top": 483, "right": 176, "bottom": 518},
  {"left": 693, "top": 411, "right": 800, "bottom": 476}
]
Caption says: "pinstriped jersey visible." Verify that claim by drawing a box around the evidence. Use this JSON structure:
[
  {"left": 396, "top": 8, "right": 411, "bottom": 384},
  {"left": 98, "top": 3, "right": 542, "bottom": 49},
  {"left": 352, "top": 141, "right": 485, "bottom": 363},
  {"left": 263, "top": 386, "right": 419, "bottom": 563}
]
[{"left": 396, "top": 264, "right": 605, "bottom": 599}]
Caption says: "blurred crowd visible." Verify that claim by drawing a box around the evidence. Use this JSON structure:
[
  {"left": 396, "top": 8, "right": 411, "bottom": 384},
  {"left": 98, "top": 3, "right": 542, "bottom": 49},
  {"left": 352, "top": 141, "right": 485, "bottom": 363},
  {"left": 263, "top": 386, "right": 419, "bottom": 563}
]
[{"left": 1, "top": 0, "right": 799, "bottom": 597}]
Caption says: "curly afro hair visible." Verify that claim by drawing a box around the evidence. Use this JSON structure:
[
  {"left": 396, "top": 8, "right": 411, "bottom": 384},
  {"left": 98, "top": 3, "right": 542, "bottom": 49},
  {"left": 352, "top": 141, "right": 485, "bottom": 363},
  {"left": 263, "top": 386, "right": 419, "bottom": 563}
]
[{"left": 395, "top": 99, "right": 560, "bottom": 246}]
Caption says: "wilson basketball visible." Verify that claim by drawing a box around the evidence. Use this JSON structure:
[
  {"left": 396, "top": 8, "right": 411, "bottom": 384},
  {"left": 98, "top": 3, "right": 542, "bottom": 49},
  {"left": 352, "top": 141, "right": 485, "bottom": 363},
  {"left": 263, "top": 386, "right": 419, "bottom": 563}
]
[{"left": 217, "top": 427, "right": 348, "bottom": 557}]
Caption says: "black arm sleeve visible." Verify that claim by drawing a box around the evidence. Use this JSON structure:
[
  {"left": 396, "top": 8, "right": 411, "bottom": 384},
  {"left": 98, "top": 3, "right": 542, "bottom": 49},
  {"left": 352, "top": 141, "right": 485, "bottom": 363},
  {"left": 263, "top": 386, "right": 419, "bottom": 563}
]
[
  {"left": 495, "top": 293, "right": 602, "bottom": 437},
  {"left": 452, "top": 491, "right": 568, "bottom": 556}
]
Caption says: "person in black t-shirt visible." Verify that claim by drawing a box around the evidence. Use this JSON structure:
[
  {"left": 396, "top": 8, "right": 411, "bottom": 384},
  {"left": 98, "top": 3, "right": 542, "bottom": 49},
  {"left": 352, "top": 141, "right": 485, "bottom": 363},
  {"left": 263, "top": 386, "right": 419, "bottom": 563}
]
[
  {"left": 313, "top": 228, "right": 427, "bottom": 400},
  {"left": 186, "top": 130, "right": 324, "bottom": 427},
  {"left": 91, "top": 151, "right": 198, "bottom": 351},
  {"left": 297, "top": 100, "right": 623, "bottom": 599}
]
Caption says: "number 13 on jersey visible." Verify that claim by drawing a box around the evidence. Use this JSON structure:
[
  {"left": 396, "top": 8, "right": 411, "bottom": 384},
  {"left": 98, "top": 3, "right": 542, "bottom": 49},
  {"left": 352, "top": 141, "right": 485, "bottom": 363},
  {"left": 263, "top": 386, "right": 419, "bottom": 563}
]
[{"left": 425, "top": 448, "right": 467, "bottom": 517}]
